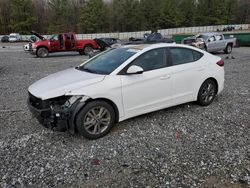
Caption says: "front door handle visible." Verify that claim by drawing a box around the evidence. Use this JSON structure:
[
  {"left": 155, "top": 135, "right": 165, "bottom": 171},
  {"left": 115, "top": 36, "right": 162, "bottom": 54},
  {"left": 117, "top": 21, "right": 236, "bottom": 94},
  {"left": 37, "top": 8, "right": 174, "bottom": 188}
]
[{"left": 160, "top": 75, "right": 171, "bottom": 80}]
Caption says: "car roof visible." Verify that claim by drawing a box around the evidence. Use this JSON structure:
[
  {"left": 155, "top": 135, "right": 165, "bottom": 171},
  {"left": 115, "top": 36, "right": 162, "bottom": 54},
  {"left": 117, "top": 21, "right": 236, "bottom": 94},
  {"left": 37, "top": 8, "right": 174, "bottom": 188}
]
[
  {"left": 118, "top": 43, "right": 206, "bottom": 57},
  {"left": 123, "top": 44, "right": 152, "bottom": 50},
  {"left": 123, "top": 43, "right": 199, "bottom": 50}
]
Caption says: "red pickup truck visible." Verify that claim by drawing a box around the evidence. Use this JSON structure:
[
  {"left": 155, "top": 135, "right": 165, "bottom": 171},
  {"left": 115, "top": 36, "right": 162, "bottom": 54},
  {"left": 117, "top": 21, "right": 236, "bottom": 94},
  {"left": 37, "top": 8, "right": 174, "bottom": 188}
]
[{"left": 30, "top": 31, "right": 100, "bottom": 57}]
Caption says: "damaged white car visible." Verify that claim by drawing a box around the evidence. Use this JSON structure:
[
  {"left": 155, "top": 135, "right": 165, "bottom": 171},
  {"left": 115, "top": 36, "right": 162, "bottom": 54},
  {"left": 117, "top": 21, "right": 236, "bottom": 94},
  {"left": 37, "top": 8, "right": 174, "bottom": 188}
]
[{"left": 28, "top": 43, "right": 224, "bottom": 139}]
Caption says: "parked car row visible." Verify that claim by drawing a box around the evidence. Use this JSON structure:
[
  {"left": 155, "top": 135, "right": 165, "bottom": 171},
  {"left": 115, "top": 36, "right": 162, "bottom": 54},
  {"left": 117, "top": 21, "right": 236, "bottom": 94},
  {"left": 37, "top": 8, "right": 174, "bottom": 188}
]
[
  {"left": 1, "top": 33, "right": 21, "bottom": 42},
  {"left": 1, "top": 33, "right": 39, "bottom": 43},
  {"left": 21, "top": 30, "right": 238, "bottom": 58},
  {"left": 23, "top": 31, "right": 175, "bottom": 58},
  {"left": 127, "top": 32, "right": 174, "bottom": 44},
  {"left": 222, "top": 25, "right": 242, "bottom": 32}
]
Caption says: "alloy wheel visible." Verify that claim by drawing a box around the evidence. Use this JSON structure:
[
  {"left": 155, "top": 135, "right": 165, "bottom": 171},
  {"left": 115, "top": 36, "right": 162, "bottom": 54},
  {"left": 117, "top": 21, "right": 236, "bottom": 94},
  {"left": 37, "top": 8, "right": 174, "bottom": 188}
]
[
  {"left": 83, "top": 106, "right": 111, "bottom": 135},
  {"left": 200, "top": 83, "right": 216, "bottom": 103}
]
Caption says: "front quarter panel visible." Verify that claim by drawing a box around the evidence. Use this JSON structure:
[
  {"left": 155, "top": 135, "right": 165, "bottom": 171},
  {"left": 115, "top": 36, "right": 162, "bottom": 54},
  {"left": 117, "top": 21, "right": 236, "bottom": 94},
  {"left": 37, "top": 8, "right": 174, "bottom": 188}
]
[{"left": 67, "top": 75, "right": 124, "bottom": 119}]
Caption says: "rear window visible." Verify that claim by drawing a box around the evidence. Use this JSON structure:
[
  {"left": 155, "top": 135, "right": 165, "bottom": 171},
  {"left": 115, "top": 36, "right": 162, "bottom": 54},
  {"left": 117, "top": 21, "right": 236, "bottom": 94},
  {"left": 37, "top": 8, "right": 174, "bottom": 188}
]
[
  {"left": 193, "top": 50, "right": 203, "bottom": 61},
  {"left": 169, "top": 47, "right": 203, "bottom": 65}
]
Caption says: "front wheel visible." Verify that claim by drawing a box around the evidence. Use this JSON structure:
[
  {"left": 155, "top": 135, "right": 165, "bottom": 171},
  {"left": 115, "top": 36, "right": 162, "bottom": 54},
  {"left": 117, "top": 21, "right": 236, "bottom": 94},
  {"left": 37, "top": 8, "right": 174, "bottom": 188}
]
[
  {"left": 224, "top": 44, "right": 232, "bottom": 54},
  {"left": 36, "top": 47, "right": 49, "bottom": 58},
  {"left": 75, "top": 101, "right": 115, "bottom": 139},
  {"left": 83, "top": 45, "right": 93, "bottom": 55},
  {"left": 197, "top": 79, "right": 217, "bottom": 106}
]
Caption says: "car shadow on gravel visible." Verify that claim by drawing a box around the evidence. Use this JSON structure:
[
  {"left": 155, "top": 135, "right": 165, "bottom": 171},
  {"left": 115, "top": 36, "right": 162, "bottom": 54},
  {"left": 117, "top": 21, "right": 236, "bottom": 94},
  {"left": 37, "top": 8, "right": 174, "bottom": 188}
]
[
  {"left": 44, "top": 53, "right": 84, "bottom": 58},
  {"left": 110, "top": 101, "right": 201, "bottom": 133},
  {"left": 31, "top": 101, "right": 199, "bottom": 140}
]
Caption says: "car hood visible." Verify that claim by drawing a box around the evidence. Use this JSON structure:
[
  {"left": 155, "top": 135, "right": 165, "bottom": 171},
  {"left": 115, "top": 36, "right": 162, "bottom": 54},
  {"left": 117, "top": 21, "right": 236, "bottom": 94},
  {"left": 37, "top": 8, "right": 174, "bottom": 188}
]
[
  {"left": 31, "top": 31, "right": 45, "bottom": 40},
  {"left": 28, "top": 68, "right": 105, "bottom": 100}
]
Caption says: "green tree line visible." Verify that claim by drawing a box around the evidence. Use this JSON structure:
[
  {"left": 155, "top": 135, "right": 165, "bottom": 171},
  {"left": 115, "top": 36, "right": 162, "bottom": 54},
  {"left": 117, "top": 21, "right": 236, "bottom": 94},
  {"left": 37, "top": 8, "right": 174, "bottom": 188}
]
[{"left": 0, "top": 0, "right": 249, "bottom": 34}]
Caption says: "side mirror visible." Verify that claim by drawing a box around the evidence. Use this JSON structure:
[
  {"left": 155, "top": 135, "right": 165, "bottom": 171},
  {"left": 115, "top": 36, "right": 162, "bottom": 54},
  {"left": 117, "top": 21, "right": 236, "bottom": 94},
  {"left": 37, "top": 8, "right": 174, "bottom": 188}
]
[
  {"left": 50, "top": 38, "right": 55, "bottom": 42},
  {"left": 127, "top": 65, "right": 143, "bottom": 75}
]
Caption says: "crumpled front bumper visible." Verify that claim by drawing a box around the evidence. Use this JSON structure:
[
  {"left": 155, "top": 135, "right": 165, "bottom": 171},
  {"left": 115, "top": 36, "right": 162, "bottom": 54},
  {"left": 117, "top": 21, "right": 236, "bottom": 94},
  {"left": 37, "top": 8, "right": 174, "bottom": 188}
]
[
  {"left": 27, "top": 95, "right": 68, "bottom": 131},
  {"left": 23, "top": 43, "right": 33, "bottom": 52},
  {"left": 30, "top": 48, "right": 36, "bottom": 55}
]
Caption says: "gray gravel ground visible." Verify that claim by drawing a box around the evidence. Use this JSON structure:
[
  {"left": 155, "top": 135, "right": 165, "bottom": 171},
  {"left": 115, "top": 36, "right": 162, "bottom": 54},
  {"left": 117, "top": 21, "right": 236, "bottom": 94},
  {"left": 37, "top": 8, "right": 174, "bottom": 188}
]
[{"left": 0, "top": 42, "right": 249, "bottom": 188}]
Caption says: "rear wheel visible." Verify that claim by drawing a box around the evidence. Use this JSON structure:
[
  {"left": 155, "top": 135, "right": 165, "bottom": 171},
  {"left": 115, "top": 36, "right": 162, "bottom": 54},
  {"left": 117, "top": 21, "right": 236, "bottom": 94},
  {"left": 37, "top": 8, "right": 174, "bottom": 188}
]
[
  {"left": 76, "top": 101, "right": 115, "bottom": 139},
  {"left": 36, "top": 47, "right": 49, "bottom": 58},
  {"left": 224, "top": 44, "right": 232, "bottom": 54},
  {"left": 197, "top": 79, "right": 217, "bottom": 106}
]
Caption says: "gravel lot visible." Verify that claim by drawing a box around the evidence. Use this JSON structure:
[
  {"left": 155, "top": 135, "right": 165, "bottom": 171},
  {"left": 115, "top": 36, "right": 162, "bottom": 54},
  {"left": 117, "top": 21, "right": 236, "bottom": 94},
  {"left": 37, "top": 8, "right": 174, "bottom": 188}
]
[{"left": 0, "top": 43, "right": 249, "bottom": 188}]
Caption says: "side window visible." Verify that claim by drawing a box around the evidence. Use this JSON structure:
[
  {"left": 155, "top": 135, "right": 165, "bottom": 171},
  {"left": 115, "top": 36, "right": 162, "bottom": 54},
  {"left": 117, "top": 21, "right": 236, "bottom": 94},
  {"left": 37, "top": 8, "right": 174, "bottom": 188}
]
[
  {"left": 131, "top": 48, "right": 167, "bottom": 72},
  {"left": 215, "top": 35, "right": 222, "bottom": 41},
  {"left": 193, "top": 50, "right": 203, "bottom": 61},
  {"left": 208, "top": 36, "right": 215, "bottom": 42},
  {"left": 169, "top": 48, "right": 194, "bottom": 65},
  {"left": 64, "top": 33, "right": 71, "bottom": 40},
  {"left": 51, "top": 35, "right": 59, "bottom": 41}
]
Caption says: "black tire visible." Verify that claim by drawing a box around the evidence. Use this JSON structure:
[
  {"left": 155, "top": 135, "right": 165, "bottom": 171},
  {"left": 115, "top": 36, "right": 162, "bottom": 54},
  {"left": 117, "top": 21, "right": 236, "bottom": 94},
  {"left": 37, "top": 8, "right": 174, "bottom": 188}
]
[
  {"left": 224, "top": 44, "right": 232, "bottom": 54},
  {"left": 79, "top": 50, "right": 84, "bottom": 55},
  {"left": 75, "top": 100, "right": 115, "bottom": 139},
  {"left": 202, "top": 44, "right": 207, "bottom": 51},
  {"left": 83, "top": 45, "right": 93, "bottom": 55},
  {"left": 197, "top": 79, "right": 217, "bottom": 106},
  {"left": 36, "top": 47, "right": 49, "bottom": 58}
]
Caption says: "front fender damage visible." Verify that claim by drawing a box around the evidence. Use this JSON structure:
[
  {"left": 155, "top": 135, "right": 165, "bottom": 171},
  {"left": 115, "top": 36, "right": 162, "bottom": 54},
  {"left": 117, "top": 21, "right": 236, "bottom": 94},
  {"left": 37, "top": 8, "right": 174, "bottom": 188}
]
[
  {"left": 28, "top": 94, "right": 90, "bottom": 133},
  {"left": 67, "top": 95, "right": 90, "bottom": 134}
]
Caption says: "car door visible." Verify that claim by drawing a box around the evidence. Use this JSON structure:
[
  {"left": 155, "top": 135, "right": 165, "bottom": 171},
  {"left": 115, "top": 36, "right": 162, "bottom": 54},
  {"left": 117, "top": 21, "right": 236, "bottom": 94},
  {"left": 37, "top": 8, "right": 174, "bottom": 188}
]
[
  {"left": 169, "top": 47, "right": 206, "bottom": 105},
  {"left": 215, "top": 34, "right": 226, "bottom": 51},
  {"left": 120, "top": 48, "right": 174, "bottom": 118},
  {"left": 49, "top": 34, "right": 60, "bottom": 51},
  {"left": 206, "top": 36, "right": 216, "bottom": 52}
]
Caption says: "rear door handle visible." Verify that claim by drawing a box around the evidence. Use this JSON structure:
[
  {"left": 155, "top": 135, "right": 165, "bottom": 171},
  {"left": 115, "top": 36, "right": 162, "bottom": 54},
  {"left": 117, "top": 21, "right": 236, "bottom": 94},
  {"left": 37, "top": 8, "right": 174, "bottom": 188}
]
[{"left": 160, "top": 75, "right": 171, "bottom": 80}]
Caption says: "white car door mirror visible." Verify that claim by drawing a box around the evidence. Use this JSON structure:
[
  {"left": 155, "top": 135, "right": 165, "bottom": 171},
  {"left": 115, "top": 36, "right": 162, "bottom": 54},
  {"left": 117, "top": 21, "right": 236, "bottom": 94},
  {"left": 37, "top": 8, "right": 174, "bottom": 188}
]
[{"left": 127, "top": 65, "right": 143, "bottom": 75}]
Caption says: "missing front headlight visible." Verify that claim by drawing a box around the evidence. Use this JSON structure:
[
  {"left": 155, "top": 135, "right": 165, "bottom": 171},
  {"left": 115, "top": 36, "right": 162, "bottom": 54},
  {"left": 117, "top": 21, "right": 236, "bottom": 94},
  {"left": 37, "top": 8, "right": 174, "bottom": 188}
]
[{"left": 64, "top": 95, "right": 90, "bottom": 108}]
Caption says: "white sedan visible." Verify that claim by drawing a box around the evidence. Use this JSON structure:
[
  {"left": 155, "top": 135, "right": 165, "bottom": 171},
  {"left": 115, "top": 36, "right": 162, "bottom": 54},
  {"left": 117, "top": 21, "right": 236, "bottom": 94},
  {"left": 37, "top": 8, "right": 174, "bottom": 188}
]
[{"left": 28, "top": 43, "right": 224, "bottom": 139}]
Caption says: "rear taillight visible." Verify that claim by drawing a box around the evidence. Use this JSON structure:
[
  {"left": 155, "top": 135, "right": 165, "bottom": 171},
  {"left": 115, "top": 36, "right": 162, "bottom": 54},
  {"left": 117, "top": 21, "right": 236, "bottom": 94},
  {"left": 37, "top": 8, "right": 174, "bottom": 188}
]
[{"left": 216, "top": 60, "right": 224, "bottom": 67}]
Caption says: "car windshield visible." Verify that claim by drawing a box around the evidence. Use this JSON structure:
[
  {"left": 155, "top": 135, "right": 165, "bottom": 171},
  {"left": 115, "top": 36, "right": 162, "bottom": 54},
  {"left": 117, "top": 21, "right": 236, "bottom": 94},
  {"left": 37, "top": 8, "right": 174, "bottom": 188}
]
[
  {"left": 78, "top": 48, "right": 138, "bottom": 75},
  {"left": 49, "top": 34, "right": 58, "bottom": 40},
  {"left": 196, "top": 34, "right": 209, "bottom": 41}
]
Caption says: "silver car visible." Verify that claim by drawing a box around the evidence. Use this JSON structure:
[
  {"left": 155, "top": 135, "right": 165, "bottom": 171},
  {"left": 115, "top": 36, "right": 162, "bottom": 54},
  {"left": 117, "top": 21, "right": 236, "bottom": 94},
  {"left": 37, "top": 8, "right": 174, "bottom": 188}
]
[{"left": 182, "top": 33, "right": 236, "bottom": 54}]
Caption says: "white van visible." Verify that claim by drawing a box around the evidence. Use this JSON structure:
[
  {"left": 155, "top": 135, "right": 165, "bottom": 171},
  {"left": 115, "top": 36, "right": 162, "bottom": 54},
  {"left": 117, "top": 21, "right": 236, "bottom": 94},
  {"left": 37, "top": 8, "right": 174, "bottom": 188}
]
[{"left": 9, "top": 33, "right": 21, "bottom": 42}]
